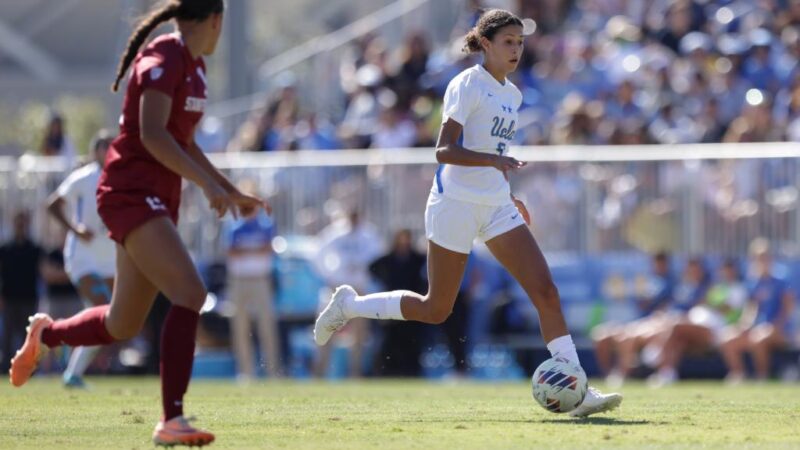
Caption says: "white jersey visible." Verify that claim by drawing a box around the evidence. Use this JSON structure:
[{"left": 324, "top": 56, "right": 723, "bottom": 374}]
[
  {"left": 432, "top": 64, "right": 522, "bottom": 206},
  {"left": 55, "top": 162, "right": 116, "bottom": 279}
]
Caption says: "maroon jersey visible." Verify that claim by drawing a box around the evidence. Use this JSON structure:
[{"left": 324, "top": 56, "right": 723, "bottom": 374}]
[{"left": 98, "top": 33, "right": 207, "bottom": 211}]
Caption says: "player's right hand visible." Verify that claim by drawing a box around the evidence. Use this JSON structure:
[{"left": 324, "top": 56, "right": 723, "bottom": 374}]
[
  {"left": 202, "top": 180, "right": 235, "bottom": 218},
  {"left": 492, "top": 155, "right": 526, "bottom": 172},
  {"left": 75, "top": 224, "right": 95, "bottom": 242}
]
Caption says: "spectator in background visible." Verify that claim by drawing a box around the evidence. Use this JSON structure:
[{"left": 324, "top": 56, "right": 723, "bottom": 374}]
[
  {"left": 369, "top": 229, "right": 427, "bottom": 376},
  {"left": 649, "top": 258, "right": 749, "bottom": 386},
  {"left": 314, "top": 210, "right": 383, "bottom": 377},
  {"left": 592, "top": 251, "right": 674, "bottom": 382},
  {"left": 223, "top": 180, "right": 281, "bottom": 380},
  {"left": 392, "top": 32, "right": 430, "bottom": 103},
  {"left": 371, "top": 104, "right": 417, "bottom": 149},
  {"left": 293, "top": 114, "right": 341, "bottom": 150},
  {"left": 0, "top": 211, "right": 43, "bottom": 372},
  {"left": 39, "top": 112, "right": 76, "bottom": 166},
  {"left": 611, "top": 257, "right": 710, "bottom": 381},
  {"left": 720, "top": 238, "right": 796, "bottom": 383}
]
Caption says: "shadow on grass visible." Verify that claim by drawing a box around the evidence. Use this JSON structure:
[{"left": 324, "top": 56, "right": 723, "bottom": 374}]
[
  {"left": 398, "top": 418, "right": 664, "bottom": 426},
  {"left": 538, "top": 417, "right": 663, "bottom": 426}
]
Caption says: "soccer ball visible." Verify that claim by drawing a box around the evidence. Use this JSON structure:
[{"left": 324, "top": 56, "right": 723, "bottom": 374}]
[{"left": 531, "top": 357, "right": 588, "bottom": 413}]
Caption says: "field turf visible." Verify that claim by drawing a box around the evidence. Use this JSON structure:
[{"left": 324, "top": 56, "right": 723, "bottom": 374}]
[{"left": 1, "top": 378, "right": 799, "bottom": 449}]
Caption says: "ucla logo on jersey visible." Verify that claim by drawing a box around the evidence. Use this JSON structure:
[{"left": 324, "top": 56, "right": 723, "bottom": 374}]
[{"left": 491, "top": 117, "right": 516, "bottom": 141}]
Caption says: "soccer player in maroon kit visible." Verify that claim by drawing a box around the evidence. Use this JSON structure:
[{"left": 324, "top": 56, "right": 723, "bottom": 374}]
[{"left": 8, "top": 0, "right": 265, "bottom": 446}]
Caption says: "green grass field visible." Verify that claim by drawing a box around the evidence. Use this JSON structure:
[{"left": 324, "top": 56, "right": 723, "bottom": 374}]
[{"left": 1, "top": 377, "right": 799, "bottom": 449}]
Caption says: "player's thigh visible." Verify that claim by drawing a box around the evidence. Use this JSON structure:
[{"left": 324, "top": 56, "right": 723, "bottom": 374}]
[
  {"left": 105, "top": 244, "right": 159, "bottom": 340},
  {"left": 485, "top": 225, "right": 554, "bottom": 293},
  {"left": 426, "top": 240, "right": 469, "bottom": 310},
  {"left": 123, "top": 216, "right": 207, "bottom": 311},
  {"left": 424, "top": 192, "right": 479, "bottom": 255},
  {"left": 675, "top": 323, "right": 714, "bottom": 346}
]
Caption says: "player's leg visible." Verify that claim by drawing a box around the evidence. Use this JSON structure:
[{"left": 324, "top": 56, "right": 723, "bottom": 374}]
[
  {"left": 314, "top": 192, "right": 475, "bottom": 345},
  {"left": 484, "top": 224, "right": 622, "bottom": 417},
  {"left": 484, "top": 226, "right": 569, "bottom": 347},
  {"left": 314, "top": 240, "right": 469, "bottom": 345},
  {"left": 719, "top": 328, "right": 749, "bottom": 383},
  {"left": 590, "top": 325, "right": 618, "bottom": 377},
  {"left": 9, "top": 244, "right": 155, "bottom": 387},
  {"left": 63, "top": 273, "right": 114, "bottom": 387},
  {"left": 748, "top": 323, "right": 785, "bottom": 380},
  {"left": 120, "top": 216, "right": 214, "bottom": 446},
  {"left": 650, "top": 322, "right": 713, "bottom": 386}
]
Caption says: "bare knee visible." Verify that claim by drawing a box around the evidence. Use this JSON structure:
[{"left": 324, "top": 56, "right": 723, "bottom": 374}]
[
  {"left": 169, "top": 285, "right": 208, "bottom": 312},
  {"left": 418, "top": 294, "right": 454, "bottom": 324},
  {"left": 428, "top": 307, "right": 452, "bottom": 325}
]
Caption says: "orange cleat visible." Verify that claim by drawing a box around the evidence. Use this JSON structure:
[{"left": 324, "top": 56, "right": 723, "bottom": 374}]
[
  {"left": 9, "top": 313, "right": 53, "bottom": 387},
  {"left": 153, "top": 416, "right": 215, "bottom": 447}
]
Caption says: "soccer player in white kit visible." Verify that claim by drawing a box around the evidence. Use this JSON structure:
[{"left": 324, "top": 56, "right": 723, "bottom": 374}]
[
  {"left": 315, "top": 9, "right": 622, "bottom": 417},
  {"left": 46, "top": 129, "right": 116, "bottom": 388}
]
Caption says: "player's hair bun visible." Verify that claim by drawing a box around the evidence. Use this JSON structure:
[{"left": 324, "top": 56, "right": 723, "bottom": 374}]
[{"left": 462, "top": 9, "right": 524, "bottom": 54}]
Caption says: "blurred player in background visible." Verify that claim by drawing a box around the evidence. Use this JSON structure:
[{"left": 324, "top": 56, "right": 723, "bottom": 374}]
[
  {"left": 46, "top": 129, "right": 116, "bottom": 389},
  {"left": 315, "top": 9, "right": 621, "bottom": 417},
  {"left": 9, "top": 0, "right": 266, "bottom": 446}
]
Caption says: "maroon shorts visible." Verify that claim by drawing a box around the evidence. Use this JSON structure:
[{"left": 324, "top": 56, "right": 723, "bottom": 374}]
[{"left": 97, "top": 190, "right": 179, "bottom": 244}]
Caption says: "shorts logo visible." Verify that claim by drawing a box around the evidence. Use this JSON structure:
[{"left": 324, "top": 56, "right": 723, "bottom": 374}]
[
  {"left": 146, "top": 196, "right": 167, "bottom": 211},
  {"left": 150, "top": 67, "right": 163, "bottom": 80}
]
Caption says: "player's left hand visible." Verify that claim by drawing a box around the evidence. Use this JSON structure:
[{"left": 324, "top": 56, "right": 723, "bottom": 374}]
[
  {"left": 512, "top": 196, "right": 531, "bottom": 226},
  {"left": 231, "top": 190, "right": 271, "bottom": 217}
]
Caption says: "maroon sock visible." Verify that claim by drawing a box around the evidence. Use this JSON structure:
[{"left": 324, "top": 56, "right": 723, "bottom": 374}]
[
  {"left": 160, "top": 305, "right": 199, "bottom": 421},
  {"left": 41, "top": 305, "right": 116, "bottom": 347}
]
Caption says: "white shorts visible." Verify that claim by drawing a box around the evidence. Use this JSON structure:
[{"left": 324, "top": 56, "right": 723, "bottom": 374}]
[
  {"left": 425, "top": 191, "right": 526, "bottom": 254},
  {"left": 65, "top": 249, "right": 115, "bottom": 285}
]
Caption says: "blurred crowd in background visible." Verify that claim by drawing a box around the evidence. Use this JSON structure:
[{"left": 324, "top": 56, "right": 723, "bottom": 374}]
[{"left": 212, "top": 0, "right": 800, "bottom": 153}]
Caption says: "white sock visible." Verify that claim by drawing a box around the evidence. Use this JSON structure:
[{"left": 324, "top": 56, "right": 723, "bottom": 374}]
[
  {"left": 547, "top": 335, "right": 580, "bottom": 366},
  {"left": 346, "top": 290, "right": 407, "bottom": 320},
  {"left": 64, "top": 346, "right": 100, "bottom": 379}
]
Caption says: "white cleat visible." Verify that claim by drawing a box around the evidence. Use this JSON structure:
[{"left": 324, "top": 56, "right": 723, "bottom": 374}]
[
  {"left": 313, "top": 285, "right": 355, "bottom": 346},
  {"left": 569, "top": 386, "right": 623, "bottom": 418}
]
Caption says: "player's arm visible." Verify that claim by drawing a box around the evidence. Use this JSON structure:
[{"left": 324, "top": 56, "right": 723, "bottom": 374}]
[
  {"left": 45, "top": 191, "right": 93, "bottom": 241},
  {"left": 187, "top": 135, "right": 237, "bottom": 194},
  {"left": 187, "top": 128, "right": 271, "bottom": 215},
  {"left": 140, "top": 90, "right": 217, "bottom": 190},
  {"left": 435, "top": 119, "right": 525, "bottom": 171}
]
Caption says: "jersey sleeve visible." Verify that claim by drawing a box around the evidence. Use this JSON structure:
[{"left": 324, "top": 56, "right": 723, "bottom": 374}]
[
  {"left": 442, "top": 76, "right": 479, "bottom": 126},
  {"left": 135, "top": 42, "right": 183, "bottom": 97}
]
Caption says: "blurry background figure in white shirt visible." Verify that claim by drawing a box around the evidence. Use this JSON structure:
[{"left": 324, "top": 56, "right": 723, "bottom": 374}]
[
  {"left": 314, "top": 209, "right": 383, "bottom": 377},
  {"left": 46, "top": 129, "right": 116, "bottom": 388}
]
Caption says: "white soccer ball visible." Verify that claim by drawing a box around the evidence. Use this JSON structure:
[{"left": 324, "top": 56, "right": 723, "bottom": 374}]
[{"left": 531, "top": 357, "right": 588, "bottom": 413}]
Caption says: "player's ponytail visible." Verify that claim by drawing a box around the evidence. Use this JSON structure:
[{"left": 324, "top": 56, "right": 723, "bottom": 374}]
[
  {"left": 111, "top": 0, "right": 224, "bottom": 92},
  {"left": 462, "top": 9, "right": 524, "bottom": 54}
]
